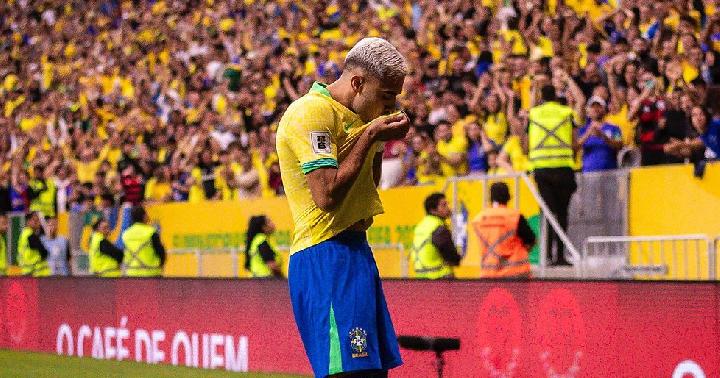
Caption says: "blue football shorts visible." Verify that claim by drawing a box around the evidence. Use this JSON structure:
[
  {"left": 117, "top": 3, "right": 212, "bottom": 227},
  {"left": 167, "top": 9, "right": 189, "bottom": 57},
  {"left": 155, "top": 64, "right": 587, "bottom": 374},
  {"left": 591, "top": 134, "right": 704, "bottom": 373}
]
[{"left": 289, "top": 230, "right": 403, "bottom": 377}]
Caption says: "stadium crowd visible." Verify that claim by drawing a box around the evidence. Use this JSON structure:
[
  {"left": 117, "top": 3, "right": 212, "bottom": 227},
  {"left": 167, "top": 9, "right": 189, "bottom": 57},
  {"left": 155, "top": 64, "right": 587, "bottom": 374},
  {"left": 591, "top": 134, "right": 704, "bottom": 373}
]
[{"left": 2, "top": 0, "right": 720, "bottom": 215}]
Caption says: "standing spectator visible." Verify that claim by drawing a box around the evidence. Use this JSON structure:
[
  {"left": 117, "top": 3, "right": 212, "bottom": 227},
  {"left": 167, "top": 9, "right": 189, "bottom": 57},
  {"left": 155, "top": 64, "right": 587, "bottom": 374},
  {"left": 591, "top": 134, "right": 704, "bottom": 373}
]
[
  {"left": 677, "top": 106, "right": 720, "bottom": 161},
  {"left": 412, "top": 193, "right": 462, "bottom": 279},
  {"left": 576, "top": 97, "right": 623, "bottom": 172},
  {"left": 527, "top": 85, "right": 577, "bottom": 266},
  {"left": 233, "top": 149, "right": 261, "bottom": 199},
  {"left": 629, "top": 74, "right": 667, "bottom": 165},
  {"left": 434, "top": 121, "right": 467, "bottom": 177},
  {"left": 41, "top": 217, "right": 71, "bottom": 276},
  {"left": 379, "top": 139, "right": 407, "bottom": 189},
  {"left": 10, "top": 170, "right": 29, "bottom": 213},
  {"left": 119, "top": 162, "right": 144, "bottom": 206},
  {"left": 29, "top": 164, "right": 58, "bottom": 218},
  {"left": 466, "top": 122, "right": 496, "bottom": 175}
]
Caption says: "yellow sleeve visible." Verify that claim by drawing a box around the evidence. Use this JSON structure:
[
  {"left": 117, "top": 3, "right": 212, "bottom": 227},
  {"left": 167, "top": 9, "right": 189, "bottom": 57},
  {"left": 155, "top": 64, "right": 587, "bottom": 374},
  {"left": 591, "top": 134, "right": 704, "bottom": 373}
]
[{"left": 282, "top": 98, "right": 339, "bottom": 174}]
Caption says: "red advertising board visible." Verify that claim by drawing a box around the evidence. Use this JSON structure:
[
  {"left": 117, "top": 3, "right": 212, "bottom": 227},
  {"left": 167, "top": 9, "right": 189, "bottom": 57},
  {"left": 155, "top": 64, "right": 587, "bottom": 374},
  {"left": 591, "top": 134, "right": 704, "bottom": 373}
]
[{"left": 0, "top": 278, "right": 717, "bottom": 377}]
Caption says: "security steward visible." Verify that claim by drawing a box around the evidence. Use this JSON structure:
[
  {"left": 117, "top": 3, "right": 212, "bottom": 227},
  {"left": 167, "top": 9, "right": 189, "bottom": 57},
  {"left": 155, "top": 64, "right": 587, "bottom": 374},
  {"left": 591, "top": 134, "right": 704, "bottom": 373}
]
[
  {"left": 0, "top": 214, "right": 8, "bottom": 276},
  {"left": 18, "top": 212, "right": 51, "bottom": 277},
  {"left": 412, "top": 193, "right": 462, "bottom": 279},
  {"left": 89, "top": 219, "right": 124, "bottom": 277},
  {"left": 121, "top": 206, "right": 166, "bottom": 277},
  {"left": 471, "top": 182, "right": 536, "bottom": 278},
  {"left": 246, "top": 215, "right": 283, "bottom": 278},
  {"left": 527, "top": 84, "right": 578, "bottom": 266}
]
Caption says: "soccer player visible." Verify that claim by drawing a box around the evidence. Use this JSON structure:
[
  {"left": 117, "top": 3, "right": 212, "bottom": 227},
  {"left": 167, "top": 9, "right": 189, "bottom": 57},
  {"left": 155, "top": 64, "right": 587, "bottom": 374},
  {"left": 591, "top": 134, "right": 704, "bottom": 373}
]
[{"left": 276, "top": 38, "right": 409, "bottom": 378}]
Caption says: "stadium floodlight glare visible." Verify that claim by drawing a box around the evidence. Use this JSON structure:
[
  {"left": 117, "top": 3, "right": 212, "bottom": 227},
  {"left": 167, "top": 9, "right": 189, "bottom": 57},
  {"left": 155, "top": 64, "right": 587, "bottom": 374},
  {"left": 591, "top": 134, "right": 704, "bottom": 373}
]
[{"left": 397, "top": 336, "right": 460, "bottom": 378}]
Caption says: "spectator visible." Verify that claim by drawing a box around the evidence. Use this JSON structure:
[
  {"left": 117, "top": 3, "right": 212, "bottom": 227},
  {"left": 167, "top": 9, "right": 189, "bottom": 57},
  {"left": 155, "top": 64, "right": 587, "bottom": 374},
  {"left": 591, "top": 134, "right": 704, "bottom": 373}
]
[
  {"left": 577, "top": 97, "right": 623, "bottom": 172},
  {"left": 0, "top": 0, "right": 717, "bottom": 211},
  {"left": 434, "top": 121, "right": 467, "bottom": 177},
  {"left": 41, "top": 217, "right": 71, "bottom": 276},
  {"left": 119, "top": 162, "right": 144, "bottom": 206},
  {"left": 466, "top": 122, "right": 496, "bottom": 175},
  {"left": 684, "top": 106, "right": 720, "bottom": 161},
  {"left": 234, "top": 149, "right": 261, "bottom": 199}
]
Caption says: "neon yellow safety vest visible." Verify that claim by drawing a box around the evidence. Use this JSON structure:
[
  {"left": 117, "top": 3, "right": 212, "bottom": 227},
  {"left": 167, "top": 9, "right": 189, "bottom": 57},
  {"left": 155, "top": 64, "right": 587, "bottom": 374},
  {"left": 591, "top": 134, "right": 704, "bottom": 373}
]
[
  {"left": 411, "top": 215, "right": 453, "bottom": 279},
  {"left": 29, "top": 179, "right": 57, "bottom": 217},
  {"left": 0, "top": 235, "right": 6, "bottom": 276},
  {"left": 248, "top": 233, "right": 282, "bottom": 278},
  {"left": 18, "top": 227, "right": 51, "bottom": 277},
  {"left": 121, "top": 223, "right": 162, "bottom": 277},
  {"left": 528, "top": 102, "right": 575, "bottom": 169},
  {"left": 89, "top": 232, "right": 121, "bottom": 278}
]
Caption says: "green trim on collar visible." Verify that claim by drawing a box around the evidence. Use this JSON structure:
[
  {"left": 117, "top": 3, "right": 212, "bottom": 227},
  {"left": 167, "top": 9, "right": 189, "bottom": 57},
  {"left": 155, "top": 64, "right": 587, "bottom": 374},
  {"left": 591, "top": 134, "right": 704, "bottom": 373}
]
[{"left": 310, "top": 82, "right": 332, "bottom": 98}]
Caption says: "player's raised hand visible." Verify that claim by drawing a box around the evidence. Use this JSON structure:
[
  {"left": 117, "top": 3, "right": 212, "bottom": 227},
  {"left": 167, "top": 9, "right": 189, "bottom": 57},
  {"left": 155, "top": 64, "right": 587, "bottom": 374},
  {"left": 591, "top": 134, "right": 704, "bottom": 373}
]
[{"left": 369, "top": 112, "right": 410, "bottom": 141}]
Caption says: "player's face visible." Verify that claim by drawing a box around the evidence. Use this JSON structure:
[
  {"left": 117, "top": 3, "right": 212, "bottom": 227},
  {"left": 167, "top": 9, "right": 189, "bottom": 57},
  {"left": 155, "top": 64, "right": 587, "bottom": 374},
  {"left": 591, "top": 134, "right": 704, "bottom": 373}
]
[{"left": 351, "top": 73, "right": 404, "bottom": 122}]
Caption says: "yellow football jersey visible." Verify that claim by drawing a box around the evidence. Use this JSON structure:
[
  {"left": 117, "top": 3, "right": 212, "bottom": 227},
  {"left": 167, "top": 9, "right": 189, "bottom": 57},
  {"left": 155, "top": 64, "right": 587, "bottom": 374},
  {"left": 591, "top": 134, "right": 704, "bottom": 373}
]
[{"left": 277, "top": 83, "right": 384, "bottom": 253}]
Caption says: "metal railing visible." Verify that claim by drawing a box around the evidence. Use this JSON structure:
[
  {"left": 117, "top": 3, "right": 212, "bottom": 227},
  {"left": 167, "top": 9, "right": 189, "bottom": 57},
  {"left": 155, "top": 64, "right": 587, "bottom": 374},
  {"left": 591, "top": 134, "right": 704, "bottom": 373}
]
[
  {"left": 581, "top": 235, "right": 716, "bottom": 280},
  {"left": 167, "top": 242, "right": 408, "bottom": 278}
]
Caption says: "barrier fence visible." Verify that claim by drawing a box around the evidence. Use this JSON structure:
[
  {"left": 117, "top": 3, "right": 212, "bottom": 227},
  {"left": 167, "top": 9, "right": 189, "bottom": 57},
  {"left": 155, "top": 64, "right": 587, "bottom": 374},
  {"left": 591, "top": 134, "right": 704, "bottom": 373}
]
[
  {"left": 165, "top": 243, "right": 407, "bottom": 278},
  {"left": 0, "top": 277, "right": 717, "bottom": 377},
  {"left": 581, "top": 235, "right": 717, "bottom": 280}
]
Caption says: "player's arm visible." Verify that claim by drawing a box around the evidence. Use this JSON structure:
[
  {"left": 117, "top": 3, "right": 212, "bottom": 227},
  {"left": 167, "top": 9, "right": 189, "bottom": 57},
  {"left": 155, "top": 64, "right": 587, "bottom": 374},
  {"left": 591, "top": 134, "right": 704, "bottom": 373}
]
[{"left": 307, "top": 114, "right": 408, "bottom": 211}]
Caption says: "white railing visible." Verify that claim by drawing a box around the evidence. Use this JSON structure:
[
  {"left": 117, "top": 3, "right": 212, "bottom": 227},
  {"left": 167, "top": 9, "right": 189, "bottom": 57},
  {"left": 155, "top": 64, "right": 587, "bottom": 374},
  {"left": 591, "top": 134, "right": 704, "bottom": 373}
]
[
  {"left": 581, "top": 235, "right": 716, "bottom": 280},
  {"left": 168, "top": 242, "right": 407, "bottom": 278}
]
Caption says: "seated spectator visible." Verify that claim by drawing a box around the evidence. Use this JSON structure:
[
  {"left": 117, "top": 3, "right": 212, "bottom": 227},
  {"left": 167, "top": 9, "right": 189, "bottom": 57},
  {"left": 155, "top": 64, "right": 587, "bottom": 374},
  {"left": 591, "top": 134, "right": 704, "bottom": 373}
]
[{"left": 576, "top": 97, "right": 623, "bottom": 172}]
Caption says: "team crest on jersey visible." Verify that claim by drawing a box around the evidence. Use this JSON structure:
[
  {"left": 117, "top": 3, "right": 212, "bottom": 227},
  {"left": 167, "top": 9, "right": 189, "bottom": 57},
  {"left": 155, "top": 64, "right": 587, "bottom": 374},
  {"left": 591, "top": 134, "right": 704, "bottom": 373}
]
[
  {"left": 349, "top": 327, "right": 368, "bottom": 358},
  {"left": 310, "top": 131, "right": 332, "bottom": 154}
]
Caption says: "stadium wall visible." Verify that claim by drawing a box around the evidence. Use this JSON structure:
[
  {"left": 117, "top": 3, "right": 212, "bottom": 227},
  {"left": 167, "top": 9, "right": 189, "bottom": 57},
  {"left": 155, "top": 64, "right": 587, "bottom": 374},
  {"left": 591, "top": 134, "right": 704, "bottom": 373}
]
[
  {"left": 0, "top": 278, "right": 716, "bottom": 377},
  {"left": 629, "top": 162, "right": 720, "bottom": 236}
]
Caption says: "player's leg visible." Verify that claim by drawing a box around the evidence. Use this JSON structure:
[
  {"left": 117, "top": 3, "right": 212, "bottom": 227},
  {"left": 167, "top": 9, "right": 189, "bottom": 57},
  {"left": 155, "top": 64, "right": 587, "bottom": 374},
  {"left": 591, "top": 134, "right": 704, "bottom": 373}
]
[
  {"left": 330, "top": 231, "right": 402, "bottom": 375},
  {"left": 288, "top": 242, "right": 335, "bottom": 378}
]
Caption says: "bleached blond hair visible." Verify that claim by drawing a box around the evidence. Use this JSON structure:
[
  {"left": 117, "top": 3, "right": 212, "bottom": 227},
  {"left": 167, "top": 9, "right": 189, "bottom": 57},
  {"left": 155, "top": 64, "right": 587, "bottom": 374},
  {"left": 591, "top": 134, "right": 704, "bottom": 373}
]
[{"left": 344, "top": 37, "right": 408, "bottom": 82}]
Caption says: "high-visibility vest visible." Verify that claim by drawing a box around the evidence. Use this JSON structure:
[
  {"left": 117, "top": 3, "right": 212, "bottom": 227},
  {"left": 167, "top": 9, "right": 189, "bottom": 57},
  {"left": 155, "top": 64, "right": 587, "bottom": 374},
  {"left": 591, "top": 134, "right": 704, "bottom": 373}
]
[
  {"left": 29, "top": 178, "right": 57, "bottom": 217},
  {"left": 0, "top": 234, "right": 6, "bottom": 276},
  {"left": 248, "top": 233, "right": 281, "bottom": 278},
  {"left": 528, "top": 102, "right": 575, "bottom": 169},
  {"left": 121, "top": 223, "right": 162, "bottom": 277},
  {"left": 471, "top": 206, "right": 531, "bottom": 278},
  {"left": 411, "top": 215, "right": 453, "bottom": 279},
  {"left": 89, "top": 232, "right": 121, "bottom": 277},
  {"left": 18, "top": 227, "right": 51, "bottom": 277}
]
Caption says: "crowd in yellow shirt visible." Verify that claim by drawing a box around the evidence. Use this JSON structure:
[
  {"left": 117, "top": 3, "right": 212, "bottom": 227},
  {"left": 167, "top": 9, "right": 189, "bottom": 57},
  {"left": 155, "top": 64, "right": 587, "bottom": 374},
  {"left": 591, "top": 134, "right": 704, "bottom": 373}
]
[{"left": 0, "top": 0, "right": 718, "bottom": 214}]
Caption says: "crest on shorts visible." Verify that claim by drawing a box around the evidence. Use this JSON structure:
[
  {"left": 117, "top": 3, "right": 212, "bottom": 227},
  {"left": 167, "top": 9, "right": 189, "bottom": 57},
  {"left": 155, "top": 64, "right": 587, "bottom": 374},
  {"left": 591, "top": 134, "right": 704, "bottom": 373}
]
[
  {"left": 349, "top": 327, "right": 368, "bottom": 358},
  {"left": 310, "top": 131, "right": 332, "bottom": 154}
]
